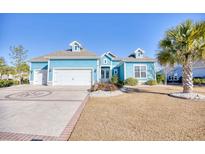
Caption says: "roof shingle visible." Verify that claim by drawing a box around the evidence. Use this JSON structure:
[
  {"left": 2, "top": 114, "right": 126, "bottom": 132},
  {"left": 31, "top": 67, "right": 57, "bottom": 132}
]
[{"left": 29, "top": 49, "right": 98, "bottom": 62}]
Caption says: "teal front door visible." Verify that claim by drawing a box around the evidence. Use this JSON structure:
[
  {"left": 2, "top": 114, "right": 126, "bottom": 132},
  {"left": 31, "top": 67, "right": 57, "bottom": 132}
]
[{"left": 101, "top": 68, "right": 110, "bottom": 82}]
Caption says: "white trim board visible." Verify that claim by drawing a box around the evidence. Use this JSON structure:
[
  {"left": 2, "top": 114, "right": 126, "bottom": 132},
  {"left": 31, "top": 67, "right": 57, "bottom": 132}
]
[
  {"left": 47, "top": 59, "right": 50, "bottom": 82},
  {"left": 29, "top": 62, "right": 31, "bottom": 82},
  {"left": 124, "top": 62, "right": 126, "bottom": 80}
]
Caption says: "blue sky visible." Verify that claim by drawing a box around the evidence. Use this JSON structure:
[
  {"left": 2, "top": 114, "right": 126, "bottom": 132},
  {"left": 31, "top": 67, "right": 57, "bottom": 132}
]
[{"left": 0, "top": 13, "right": 205, "bottom": 65}]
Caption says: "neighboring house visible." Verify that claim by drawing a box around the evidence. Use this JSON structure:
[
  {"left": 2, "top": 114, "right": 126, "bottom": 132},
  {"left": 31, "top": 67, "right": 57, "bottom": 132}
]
[
  {"left": 29, "top": 41, "right": 156, "bottom": 86},
  {"left": 167, "top": 60, "right": 205, "bottom": 82},
  {"left": 1, "top": 74, "right": 14, "bottom": 80}
]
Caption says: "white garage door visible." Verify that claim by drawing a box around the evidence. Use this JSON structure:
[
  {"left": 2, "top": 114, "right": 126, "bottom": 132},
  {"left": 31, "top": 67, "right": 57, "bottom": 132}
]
[
  {"left": 53, "top": 69, "right": 92, "bottom": 86},
  {"left": 34, "top": 70, "right": 47, "bottom": 85}
]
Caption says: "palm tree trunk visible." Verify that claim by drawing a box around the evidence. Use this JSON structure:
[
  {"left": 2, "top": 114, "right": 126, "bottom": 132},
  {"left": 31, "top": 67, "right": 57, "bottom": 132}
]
[{"left": 182, "top": 61, "right": 193, "bottom": 93}]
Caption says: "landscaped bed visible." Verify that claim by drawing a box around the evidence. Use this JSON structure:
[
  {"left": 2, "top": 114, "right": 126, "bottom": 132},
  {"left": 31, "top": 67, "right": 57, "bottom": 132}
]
[{"left": 70, "top": 85, "right": 205, "bottom": 141}]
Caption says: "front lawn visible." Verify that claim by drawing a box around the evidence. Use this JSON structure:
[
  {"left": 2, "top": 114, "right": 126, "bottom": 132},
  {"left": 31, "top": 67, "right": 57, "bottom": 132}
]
[{"left": 69, "top": 85, "right": 205, "bottom": 141}]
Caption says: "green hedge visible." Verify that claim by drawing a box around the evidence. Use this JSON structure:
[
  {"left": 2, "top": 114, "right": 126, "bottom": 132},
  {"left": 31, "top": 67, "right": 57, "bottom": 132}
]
[
  {"left": 145, "top": 80, "right": 157, "bottom": 85},
  {"left": 124, "top": 77, "right": 138, "bottom": 86},
  {"left": 156, "top": 73, "right": 165, "bottom": 84},
  {"left": 193, "top": 78, "right": 205, "bottom": 85},
  {"left": 0, "top": 80, "right": 19, "bottom": 88}
]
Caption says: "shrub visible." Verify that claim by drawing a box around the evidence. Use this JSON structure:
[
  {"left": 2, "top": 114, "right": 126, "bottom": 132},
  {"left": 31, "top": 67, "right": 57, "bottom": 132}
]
[
  {"left": 110, "top": 75, "right": 118, "bottom": 84},
  {"left": 124, "top": 77, "right": 138, "bottom": 86},
  {"left": 201, "top": 79, "right": 205, "bottom": 84},
  {"left": 13, "top": 80, "right": 19, "bottom": 85},
  {"left": 90, "top": 83, "right": 98, "bottom": 92},
  {"left": 193, "top": 78, "right": 205, "bottom": 85},
  {"left": 90, "top": 83, "right": 118, "bottom": 91},
  {"left": 117, "top": 80, "right": 124, "bottom": 88},
  {"left": 0, "top": 80, "right": 14, "bottom": 88},
  {"left": 22, "top": 79, "right": 29, "bottom": 84},
  {"left": 145, "top": 80, "right": 157, "bottom": 85},
  {"left": 104, "top": 83, "right": 118, "bottom": 91},
  {"left": 193, "top": 78, "right": 201, "bottom": 85},
  {"left": 0, "top": 79, "right": 21, "bottom": 88},
  {"left": 156, "top": 73, "right": 165, "bottom": 84}
]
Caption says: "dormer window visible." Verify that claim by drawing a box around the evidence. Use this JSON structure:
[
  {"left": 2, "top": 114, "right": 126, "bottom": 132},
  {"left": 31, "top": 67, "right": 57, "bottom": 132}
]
[
  {"left": 69, "top": 41, "right": 82, "bottom": 52},
  {"left": 128, "top": 48, "right": 144, "bottom": 58},
  {"left": 135, "top": 48, "right": 144, "bottom": 58},
  {"left": 74, "top": 45, "right": 80, "bottom": 51}
]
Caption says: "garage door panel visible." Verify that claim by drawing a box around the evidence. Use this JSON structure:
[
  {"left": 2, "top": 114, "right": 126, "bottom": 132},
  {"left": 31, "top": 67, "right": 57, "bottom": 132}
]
[{"left": 53, "top": 69, "right": 92, "bottom": 86}]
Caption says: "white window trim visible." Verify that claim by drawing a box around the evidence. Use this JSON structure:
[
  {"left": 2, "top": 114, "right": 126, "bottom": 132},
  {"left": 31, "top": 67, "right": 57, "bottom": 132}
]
[
  {"left": 114, "top": 69, "right": 118, "bottom": 75},
  {"left": 133, "top": 64, "right": 147, "bottom": 79},
  {"left": 47, "top": 59, "right": 50, "bottom": 83},
  {"left": 29, "top": 62, "right": 31, "bottom": 82}
]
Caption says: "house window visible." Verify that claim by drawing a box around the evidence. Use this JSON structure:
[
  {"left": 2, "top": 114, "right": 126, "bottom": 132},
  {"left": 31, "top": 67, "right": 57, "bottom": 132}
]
[
  {"left": 134, "top": 65, "right": 147, "bottom": 78},
  {"left": 104, "top": 59, "right": 108, "bottom": 64},
  {"left": 140, "top": 66, "right": 146, "bottom": 78},
  {"left": 74, "top": 45, "right": 80, "bottom": 51},
  {"left": 134, "top": 66, "right": 140, "bottom": 78},
  {"left": 101, "top": 70, "right": 105, "bottom": 78},
  {"left": 114, "top": 69, "right": 118, "bottom": 75}
]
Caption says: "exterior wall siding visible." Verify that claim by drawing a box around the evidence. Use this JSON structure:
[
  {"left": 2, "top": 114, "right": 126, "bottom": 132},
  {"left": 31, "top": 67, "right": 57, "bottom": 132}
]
[
  {"left": 29, "top": 55, "right": 156, "bottom": 85},
  {"left": 119, "top": 63, "right": 124, "bottom": 81},
  {"left": 30, "top": 62, "right": 48, "bottom": 81},
  {"left": 112, "top": 61, "right": 120, "bottom": 77},
  {"left": 100, "top": 54, "right": 112, "bottom": 66},
  {"left": 49, "top": 59, "right": 98, "bottom": 83},
  {"left": 125, "top": 62, "right": 155, "bottom": 82}
]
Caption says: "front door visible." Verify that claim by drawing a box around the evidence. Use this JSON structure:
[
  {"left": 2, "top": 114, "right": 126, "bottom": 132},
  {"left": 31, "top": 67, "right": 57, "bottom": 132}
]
[
  {"left": 34, "top": 70, "right": 47, "bottom": 85},
  {"left": 101, "top": 68, "right": 110, "bottom": 82}
]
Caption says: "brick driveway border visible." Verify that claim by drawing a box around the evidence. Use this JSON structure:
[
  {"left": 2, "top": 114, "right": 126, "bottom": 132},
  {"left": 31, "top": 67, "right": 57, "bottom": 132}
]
[{"left": 0, "top": 95, "right": 89, "bottom": 141}]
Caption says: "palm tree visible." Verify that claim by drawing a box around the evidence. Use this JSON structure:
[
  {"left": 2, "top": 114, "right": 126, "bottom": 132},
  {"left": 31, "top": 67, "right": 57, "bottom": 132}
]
[{"left": 157, "top": 20, "right": 205, "bottom": 93}]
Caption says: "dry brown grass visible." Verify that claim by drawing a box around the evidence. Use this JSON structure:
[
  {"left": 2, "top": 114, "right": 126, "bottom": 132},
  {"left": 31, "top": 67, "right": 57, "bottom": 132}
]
[{"left": 69, "top": 85, "right": 205, "bottom": 141}]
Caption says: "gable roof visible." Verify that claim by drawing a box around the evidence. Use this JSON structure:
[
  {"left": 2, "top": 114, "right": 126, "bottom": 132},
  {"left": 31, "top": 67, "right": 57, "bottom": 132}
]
[
  {"left": 113, "top": 56, "right": 156, "bottom": 62},
  {"left": 107, "top": 51, "right": 117, "bottom": 58},
  {"left": 123, "top": 57, "right": 156, "bottom": 62},
  {"left": 45, "top": 49, "right": 97, "bottom": 59},
  {"left": 29, "top": 55, "right": 48, "bottom": 62},
  {"left": 69, "top": 41, "right": 82, "bottom": 48},
  {"left": 101, "top": 51, "right": 117, "bottom": 60},
  {"left": 29, "top": 48, "right": 98, "bottom": 62}
]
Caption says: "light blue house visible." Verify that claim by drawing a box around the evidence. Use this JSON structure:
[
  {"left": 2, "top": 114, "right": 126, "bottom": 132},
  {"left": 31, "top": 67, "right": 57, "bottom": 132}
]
[{"left": 29, "top": 41, "right": 156, "bottom": 86}]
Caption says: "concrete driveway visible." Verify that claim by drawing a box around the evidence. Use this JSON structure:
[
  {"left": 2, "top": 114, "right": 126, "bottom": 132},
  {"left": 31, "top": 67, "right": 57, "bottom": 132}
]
[{"left": 0, "top": 85, "right": 89, "bottom": 141}]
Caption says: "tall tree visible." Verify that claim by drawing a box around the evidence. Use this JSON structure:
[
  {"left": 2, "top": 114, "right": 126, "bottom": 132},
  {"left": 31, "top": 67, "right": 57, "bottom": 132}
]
[
  {"left": 0, "top": 57, "right": 6, "bottom": 79},
  {"left": 9, "top": 45, "right": 28, "bottom": 83},
  {"left": 157, "top": 20, "right": 205, "bottom": 93},
  {"left": 0, "top": 57, "right": 6, "bottom": 66}
]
